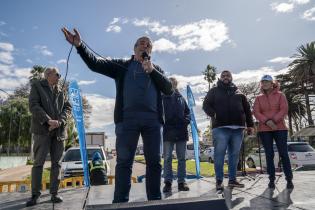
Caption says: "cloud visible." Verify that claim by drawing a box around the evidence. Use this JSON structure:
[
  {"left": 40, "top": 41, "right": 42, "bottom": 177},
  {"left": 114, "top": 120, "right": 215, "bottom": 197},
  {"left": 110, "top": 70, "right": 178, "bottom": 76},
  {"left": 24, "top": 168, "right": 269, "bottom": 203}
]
[
  {"left": 106, "top": 25, "right": 122, "bottom": 33},
  {"left": 153, "top": 38, "right": 177, "bottom": 52},
  {"left": 107, "top": 18, "right": 230, "bottom": 53},
  {"left": 106, "top": 17, "right": 129, "bottom": 33},
  {"left": 34, "top": 45, "right": 53, "bottom": 56},
  {"left": 0, "top": 21, "right": 6, "bottom": 26},
  {"left": 302, "top": 7, "right": 315, "bottom": 21},
  {"left": 270, "top": 0, "right": 310, "bottom": 14},
  {"left": 0, "top": 32, "right": 8, "bottom": 37},
  {"left": 271, "top": 2, "right": 294, "bottom": 13},
  {"left": 57, "top": 59, "right": 67, "bottom": 64},
  {"left": 78, "top": 80, "right": 96, "bottom": 85},
  {"left": 0, "top": 42, "right": 14, "bottom": 51},
  {"left": 26, "top": 59, "right": 33, "bottom": 63},
  {"left": 0, "top": 66, "right": 31, "bottom": 90},
  {"left": 289, "top": 0, "right": 310, "bottom": 5},
  {"left": 0, "top": 42, "right": 14, "bottom": 65},
  {"left": 0, "top": 52, "right": 14, "bottom": 65},
  {"left": 84, "top": 94, "right": 115, "bottom": 129},
  {"left": 268, "top": 56, "right": 293, "bottom": 64},
  {"left": 133, "top": 18, "right": 170, "bottom": 35}
]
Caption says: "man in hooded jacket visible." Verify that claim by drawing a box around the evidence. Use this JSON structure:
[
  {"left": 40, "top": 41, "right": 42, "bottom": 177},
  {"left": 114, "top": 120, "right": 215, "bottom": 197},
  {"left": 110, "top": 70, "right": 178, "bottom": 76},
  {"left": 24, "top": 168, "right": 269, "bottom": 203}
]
[{"left": 203, "top": 70, "right": 254, "bottom": 191}]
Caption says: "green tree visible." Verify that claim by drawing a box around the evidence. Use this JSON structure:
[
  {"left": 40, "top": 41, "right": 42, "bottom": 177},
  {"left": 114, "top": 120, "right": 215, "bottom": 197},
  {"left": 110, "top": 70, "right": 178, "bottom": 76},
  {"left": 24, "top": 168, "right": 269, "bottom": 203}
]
[
  {"left": 29, "top": 65, "right": 45, "bottom": 83},
  {"left": 276, "top": 73, "right": 306, "bottom": 136},
  {"left": 288, "top": 41, "right": 315, "bottom": 126},
  {"left": 0, "top": 97, "right": 31, "bottom": 155},
  {"left": 202, "top": 64, "right": 217, "bottom": 91}
]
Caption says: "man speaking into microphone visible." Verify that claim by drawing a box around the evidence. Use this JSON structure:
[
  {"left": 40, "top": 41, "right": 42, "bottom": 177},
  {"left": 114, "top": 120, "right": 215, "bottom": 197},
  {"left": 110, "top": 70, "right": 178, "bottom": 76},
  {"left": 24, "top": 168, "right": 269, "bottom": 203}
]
[{"left": 62, "top": 28, "right": 173, "bottom": 203}]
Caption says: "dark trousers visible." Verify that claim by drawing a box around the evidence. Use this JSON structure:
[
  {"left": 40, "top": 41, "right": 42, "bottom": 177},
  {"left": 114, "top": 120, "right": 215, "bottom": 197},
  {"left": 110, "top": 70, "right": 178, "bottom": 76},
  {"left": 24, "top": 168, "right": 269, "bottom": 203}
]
[
  {"left": 31, "top": 134, "right": 64, "bottom": 196},
  {"left": 113, "top": 117, "right": 162, "bottom": 203},
  {"left": 259, "top": 130, "right": 293, "bottom": 181}
]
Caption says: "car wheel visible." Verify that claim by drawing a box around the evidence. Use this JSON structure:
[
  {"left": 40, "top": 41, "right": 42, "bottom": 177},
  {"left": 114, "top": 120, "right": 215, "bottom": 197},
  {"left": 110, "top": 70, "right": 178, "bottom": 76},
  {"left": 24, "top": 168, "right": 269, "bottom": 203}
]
[
  {"left": 208, "top": 157, "right": 214, "bottom": 163},
  {"left": 246, "top": 158, "right": 256, "bottom": 168}
]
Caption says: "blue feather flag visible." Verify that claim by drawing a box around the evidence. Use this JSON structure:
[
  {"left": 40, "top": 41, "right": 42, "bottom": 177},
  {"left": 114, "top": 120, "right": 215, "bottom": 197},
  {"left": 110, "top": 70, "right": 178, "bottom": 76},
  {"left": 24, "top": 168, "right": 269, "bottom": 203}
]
[
  {"left": 69, "top": 80, "right": 90, "bottom": 186},
  {"left": 186, "top": 85, "right": 201, "bottom": 178}
]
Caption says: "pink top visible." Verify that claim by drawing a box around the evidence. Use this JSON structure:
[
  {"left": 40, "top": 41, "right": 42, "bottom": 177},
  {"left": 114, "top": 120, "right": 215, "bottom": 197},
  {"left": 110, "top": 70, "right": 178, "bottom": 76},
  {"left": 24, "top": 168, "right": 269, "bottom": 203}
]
[{"left": 253, "top": 83, "right": 288, "bottom": 132}]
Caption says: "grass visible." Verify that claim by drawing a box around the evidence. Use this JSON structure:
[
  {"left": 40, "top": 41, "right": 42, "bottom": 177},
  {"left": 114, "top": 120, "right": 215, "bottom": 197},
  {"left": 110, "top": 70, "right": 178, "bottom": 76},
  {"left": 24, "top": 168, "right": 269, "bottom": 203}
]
[
  {"left": 26, "top": 168, "right": 51, "bottom": 182},
  {"left": 134, "top": 155, "right": 228, "bottom": 177}
]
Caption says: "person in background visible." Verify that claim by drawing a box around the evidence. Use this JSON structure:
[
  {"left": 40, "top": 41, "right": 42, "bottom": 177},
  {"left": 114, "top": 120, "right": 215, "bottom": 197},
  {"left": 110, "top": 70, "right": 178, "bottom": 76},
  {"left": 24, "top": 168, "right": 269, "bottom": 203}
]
[
  {"left": 89, "top": 151, "right": 108, "bottom": 185},
  {"left": 253, "top": 74, "right": 293, "bottom": 189},
  {"left": 162, "top": 77, "right": 190, "bottom": 193},
  {"left": 26, "top": 67, "right": 72, "bottom": 207}
]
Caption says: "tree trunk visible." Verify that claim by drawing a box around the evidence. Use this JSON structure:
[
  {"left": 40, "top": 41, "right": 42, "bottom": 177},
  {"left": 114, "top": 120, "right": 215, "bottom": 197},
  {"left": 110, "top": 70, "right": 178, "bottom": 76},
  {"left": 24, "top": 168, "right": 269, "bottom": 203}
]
[
  {"left": 304, "top": 90, "right": 314, "bottom": 125},
  {"left": 288, "top": 113, "right": 293, "bottom": 136},
  {"left": 293, "top": 118, "right": 299, "bottom": 133}
]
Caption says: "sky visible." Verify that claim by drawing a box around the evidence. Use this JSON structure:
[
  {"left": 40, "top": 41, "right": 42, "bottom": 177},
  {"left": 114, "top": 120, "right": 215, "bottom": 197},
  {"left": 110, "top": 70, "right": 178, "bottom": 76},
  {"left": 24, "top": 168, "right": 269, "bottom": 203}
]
[{"left": 0, "top": 0, "right": 314, "bottom": 148}]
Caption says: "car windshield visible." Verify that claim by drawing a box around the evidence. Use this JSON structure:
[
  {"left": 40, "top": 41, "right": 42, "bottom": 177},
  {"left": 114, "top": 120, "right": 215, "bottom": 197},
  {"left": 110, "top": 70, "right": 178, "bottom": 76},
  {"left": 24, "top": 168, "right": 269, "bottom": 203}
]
[
  {"left": 288, "top": 144, "right": 314, "bottom": 152},
  {"left": 63, "top": 149, "right": 104, "bottom": 162}
]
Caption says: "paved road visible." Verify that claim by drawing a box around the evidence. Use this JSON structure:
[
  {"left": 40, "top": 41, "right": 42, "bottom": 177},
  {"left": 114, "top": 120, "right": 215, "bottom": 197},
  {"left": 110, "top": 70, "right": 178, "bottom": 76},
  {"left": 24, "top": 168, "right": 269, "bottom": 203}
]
[
  {"left": 0, "top": 162, "right": 50, "bottom": 182},
  {"left": 109, "top": 156, "right": 146, "bottom": 177}
]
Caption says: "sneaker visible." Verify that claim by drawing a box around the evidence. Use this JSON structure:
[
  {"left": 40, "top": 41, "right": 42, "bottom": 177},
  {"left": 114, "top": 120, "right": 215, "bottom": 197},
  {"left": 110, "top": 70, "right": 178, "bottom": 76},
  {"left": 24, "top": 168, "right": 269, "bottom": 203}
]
[
  {"left": 163, "top": 181, "right": 172, "bottom": 193},
  {"left": 51, "top": 194, "right": 63, "bottom": 203},
  {"left": 26, "top": 195, "right": 40, "bottom": 207},
  {"left": 178, "top": 182, "right": 189, "bottom": 191},
  {"left": 287, "top": 180, "right": 294, "bottom": 189},
  {"left": 216, "top": 180, "right": 224, "bottom": 191},
  {"left": 268, "top": 180, "right": 275, "bottom": 189},
  {"left": 228, "top": 180, "right": 245, "bottom": 188}
]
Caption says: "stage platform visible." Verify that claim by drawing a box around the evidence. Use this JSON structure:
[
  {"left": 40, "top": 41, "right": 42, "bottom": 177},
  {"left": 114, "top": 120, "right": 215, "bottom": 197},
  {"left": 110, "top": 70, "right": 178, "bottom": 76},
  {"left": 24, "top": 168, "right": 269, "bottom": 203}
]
[{"left": 1, "top": 171, "right": 315, "bottom": 209}]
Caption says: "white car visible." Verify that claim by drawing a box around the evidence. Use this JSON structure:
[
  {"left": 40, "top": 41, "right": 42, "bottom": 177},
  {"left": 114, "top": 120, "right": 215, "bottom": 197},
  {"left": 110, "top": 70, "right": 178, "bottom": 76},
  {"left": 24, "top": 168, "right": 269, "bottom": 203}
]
[
  {"left": 246, "top": 142, "right": 315, "bottom": 169},
  {"left": 200, "top": 147, "right": 228, "bottom": 163},
  {"left": 61, "top": 146, "right": 110, "bottom": 178}
]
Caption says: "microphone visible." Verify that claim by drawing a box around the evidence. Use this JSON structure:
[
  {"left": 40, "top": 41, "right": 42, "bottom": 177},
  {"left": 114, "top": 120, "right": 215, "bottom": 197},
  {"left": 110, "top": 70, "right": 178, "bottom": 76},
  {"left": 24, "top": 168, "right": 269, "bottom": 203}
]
[{"left": 141, "top": 52, "right": 150, "bottom": 61}]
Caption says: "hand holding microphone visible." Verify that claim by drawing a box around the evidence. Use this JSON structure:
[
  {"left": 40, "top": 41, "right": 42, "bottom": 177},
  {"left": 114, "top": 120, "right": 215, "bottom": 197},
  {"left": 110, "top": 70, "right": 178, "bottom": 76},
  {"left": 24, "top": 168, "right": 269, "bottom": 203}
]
[{"left": 141, "top": 52, "right": 153, "bottom": 74}]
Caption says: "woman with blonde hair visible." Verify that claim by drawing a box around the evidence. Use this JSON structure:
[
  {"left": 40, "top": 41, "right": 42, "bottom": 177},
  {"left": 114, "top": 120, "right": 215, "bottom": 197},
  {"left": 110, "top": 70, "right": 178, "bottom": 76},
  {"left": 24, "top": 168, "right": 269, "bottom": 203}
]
[{"left": 253, "top": 75, "right": 293, "bottom": 189}]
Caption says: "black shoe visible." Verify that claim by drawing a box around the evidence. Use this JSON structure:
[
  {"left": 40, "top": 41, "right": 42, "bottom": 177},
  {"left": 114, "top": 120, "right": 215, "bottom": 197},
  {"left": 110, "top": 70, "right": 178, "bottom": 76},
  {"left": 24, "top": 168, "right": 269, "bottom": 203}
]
[
  {"left": 216, "top": 180, "right": 224, "bottom": 191},
  {"left": 51, "top": 194, "right": 63, "bottom": 203},
  {"left": 163, "top": 182, "right": 172, "bottom": 193},
  {"left": 268, "top": 181, "right": 275, "bottom": 189},
  {"left": 178, "top": 182, "right": 189, "bottom": 191},
  {"left": 228, "top": 180, "right": 245, "bottom": 188},
  {"left": 26, "top": 195, "right": 39, "bottom": 207},
  {"left": 287, "top": 180, "right": 294, "bottom": 189}
]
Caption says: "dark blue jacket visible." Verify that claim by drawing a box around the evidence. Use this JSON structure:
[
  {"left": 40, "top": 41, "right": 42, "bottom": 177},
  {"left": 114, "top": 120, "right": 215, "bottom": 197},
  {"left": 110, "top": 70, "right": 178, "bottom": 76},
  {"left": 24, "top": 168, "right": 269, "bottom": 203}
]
[
  {"left": 163, "top": 90, "right": 190, "bottom": 142},
  {"left": 76, "top": 43, "right": 173, "bottom": 124}
]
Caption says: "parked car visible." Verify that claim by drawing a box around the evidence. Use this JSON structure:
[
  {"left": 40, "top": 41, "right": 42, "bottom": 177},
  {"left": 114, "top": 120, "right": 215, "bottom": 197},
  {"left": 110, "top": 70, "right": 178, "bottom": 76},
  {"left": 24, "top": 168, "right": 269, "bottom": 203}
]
[
  {"left": 246, "top": 142, "right": 315, "bottom": 169},
  {"left": 136, "top": 145, "right": 144, "bottom": 155},
  {"left": 200, "top": 147, "right": 228, "bottom": 163},
  {"left": 61, "top": 146, "right": 110, "bottom": 178}
]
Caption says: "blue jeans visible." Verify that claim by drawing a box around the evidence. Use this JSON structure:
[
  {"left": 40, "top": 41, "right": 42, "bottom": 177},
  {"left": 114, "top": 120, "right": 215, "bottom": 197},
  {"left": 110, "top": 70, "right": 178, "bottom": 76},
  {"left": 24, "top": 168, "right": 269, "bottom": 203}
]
[
  {"left": 259, "top": 130, "right": 293, "bottom": 181},
  {"left": 212, "top": 128, "right": 244, "bottom": 181},
  {"left": 163, "top": 141, "right": 187, "bottom": 184},
  {"left": 113, "top": 117, "right": 162, "bottom": 203}
]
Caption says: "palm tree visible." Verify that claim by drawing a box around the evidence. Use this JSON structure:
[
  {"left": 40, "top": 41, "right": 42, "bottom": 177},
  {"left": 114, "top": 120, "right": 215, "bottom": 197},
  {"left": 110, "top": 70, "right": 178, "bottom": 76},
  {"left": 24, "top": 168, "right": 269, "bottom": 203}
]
[
  {"left": 288, "top": 42, "right": 315, "bottom": 126},
  {"left": 202, "top": 64, "right": 217, "bottom": 91},
  {"left": 276, "top": 74, "right": 306, "bottom": 136}
]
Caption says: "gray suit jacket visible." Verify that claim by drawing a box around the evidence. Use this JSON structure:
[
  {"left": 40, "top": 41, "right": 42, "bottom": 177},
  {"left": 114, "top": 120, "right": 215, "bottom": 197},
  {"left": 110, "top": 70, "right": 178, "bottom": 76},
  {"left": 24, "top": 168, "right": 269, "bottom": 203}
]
[{"left": 29, "top": 79, "right": 72, "bottom": 140}]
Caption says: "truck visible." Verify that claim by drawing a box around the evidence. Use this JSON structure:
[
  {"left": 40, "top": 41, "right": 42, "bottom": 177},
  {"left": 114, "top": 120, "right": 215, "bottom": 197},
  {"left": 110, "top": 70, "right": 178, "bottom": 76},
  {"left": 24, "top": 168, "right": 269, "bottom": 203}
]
[{"left": 85, "top": 132, "right": 106, "bottom": 147}]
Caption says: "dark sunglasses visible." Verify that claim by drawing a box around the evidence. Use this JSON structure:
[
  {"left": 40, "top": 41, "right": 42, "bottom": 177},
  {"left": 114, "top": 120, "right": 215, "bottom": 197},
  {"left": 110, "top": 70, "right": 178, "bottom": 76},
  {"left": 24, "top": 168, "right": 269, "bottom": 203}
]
[{"left": 54, "top": 73, "right": 61, "bottom": 78}]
